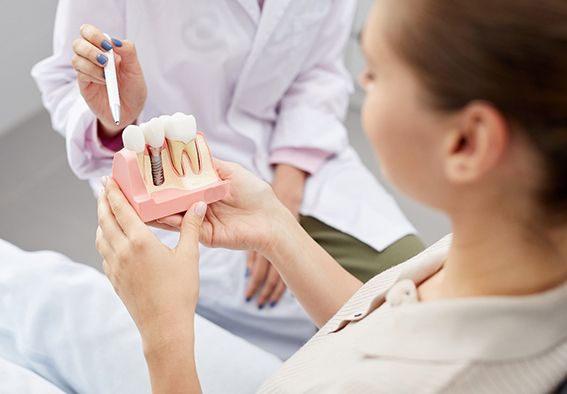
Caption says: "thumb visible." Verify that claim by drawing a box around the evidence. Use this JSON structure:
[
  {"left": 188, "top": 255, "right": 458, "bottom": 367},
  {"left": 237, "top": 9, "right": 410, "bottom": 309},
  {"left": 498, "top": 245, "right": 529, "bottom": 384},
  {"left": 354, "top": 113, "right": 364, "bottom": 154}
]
[
  {"left": 212, "top": 158, "right": 237, "bottom": 180},
  {"left": 177, "top": 201, "right": 207, "bottom": 255}
]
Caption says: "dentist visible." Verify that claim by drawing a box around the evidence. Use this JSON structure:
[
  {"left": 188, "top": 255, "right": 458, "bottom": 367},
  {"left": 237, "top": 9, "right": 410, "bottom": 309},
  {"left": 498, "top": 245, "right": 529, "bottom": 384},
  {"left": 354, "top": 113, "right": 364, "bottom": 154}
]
[{"left": 32, "top": 0, "right": 422, "bottom": 359}]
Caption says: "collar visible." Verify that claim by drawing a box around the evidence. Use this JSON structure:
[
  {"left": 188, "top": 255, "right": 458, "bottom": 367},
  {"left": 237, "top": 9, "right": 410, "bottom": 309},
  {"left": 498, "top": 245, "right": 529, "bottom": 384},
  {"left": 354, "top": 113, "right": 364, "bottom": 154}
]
[
  {"left": 325, "top": 236, "right": 450, "bottom": 334},
  {"left": 346, "top": 236, "right": 567, "bottom": 362}
]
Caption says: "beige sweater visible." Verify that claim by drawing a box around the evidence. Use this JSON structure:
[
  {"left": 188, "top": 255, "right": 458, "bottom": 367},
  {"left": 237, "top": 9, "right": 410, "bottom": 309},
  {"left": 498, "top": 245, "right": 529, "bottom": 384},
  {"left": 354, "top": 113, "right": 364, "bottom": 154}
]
[{"left": 259, "top": 236, "right": 567, "bottom": 393}]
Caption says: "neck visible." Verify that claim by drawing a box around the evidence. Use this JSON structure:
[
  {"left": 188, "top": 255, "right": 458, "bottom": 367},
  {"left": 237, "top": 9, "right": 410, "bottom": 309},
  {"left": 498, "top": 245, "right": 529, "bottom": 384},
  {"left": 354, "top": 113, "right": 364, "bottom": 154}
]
[{"left": 420, "top": 209, "right": 567, "bottom": 300}]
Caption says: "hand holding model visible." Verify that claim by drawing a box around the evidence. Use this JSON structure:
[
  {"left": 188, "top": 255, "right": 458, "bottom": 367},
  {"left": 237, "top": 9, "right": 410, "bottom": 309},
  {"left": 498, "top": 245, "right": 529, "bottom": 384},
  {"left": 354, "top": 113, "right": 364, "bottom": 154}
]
[
  {"left": 154, "top": 159, "right": 290, "bottom": 254},
  {"left": 97, "top": 161, "right": 292, "bottom": 336}
]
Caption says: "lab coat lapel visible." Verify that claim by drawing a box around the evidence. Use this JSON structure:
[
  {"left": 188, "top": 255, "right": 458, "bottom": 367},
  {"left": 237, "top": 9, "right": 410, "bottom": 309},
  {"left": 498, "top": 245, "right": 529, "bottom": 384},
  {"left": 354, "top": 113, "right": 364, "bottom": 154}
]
[
  {"left": 231, "top": 0, "right": 293, "bottom": 103},
  {"left": 233, "top": 0, "right": 261, "bottom": 25},
  {"left": 252, "top": 0, "right": 293, "bottom": 55}
]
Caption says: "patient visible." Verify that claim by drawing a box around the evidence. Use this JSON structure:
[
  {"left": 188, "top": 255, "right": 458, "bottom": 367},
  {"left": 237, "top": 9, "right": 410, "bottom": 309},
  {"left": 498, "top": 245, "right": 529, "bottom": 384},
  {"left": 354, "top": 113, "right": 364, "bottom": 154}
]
[{"left": 96, "top": 0, "right": 567, "bottom": 392}]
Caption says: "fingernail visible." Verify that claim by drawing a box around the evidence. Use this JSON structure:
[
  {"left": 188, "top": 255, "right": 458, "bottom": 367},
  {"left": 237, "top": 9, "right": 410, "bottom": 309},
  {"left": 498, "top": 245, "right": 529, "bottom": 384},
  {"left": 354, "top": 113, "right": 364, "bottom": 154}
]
[
  {"left": 194, "top": 201, "right": 207, "bottom": 219},
  {"left": 101, "top": 176, "right": 109, "bottom": 186},
  {"left": 270, "top": 301, "right": 277, "bottom": 308},
  {"left": 97, "top": 54, "right": 108, "bottom": 65},
  {"left": 245, "top": 297, "right": 252, "bottom": 303},
  {"left": 111, "top": 38, "right": 123, "bottom": 47},
  {"left": 245, "top": 267, "right": 251, "bottom": 277},
  {"left": 101, "top": 40, "right": 113, "bottom": 51},
  {"left": 258, "top": 304, "right": 264, "bottom": 310}
]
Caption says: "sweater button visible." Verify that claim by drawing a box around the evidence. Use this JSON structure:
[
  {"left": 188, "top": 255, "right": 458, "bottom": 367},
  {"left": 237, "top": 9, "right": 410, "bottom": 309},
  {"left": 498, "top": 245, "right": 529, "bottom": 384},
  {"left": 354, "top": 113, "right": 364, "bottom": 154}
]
[{"left": 385, "top": 279, "right": 418, "bottom": 307}]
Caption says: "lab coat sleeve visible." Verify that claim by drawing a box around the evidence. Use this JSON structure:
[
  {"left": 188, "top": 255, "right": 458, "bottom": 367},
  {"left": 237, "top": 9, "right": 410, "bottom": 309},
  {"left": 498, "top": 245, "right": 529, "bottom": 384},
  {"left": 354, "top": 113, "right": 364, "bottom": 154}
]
[
  {"left": 31, "top": 0, "right": 125, "bottom": 180},
  {"left": 269, "top": 1, "right": 357, "bottom": 172},
  {"left": 269, "top": 147, "right": 330, "bottom": 174}
]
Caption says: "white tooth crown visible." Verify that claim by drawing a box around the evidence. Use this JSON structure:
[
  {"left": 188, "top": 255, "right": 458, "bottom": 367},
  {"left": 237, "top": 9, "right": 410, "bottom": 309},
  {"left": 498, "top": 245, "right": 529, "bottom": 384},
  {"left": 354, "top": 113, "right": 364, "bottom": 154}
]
[
  {"left": 142, "top": 118, "right": 166, "bottom": 148},
  {"left": 164, "top": 113, "right": 197, "bottom": 143},
  {"left": 122, "top": 125, "right": 146, "bottom": 153}
]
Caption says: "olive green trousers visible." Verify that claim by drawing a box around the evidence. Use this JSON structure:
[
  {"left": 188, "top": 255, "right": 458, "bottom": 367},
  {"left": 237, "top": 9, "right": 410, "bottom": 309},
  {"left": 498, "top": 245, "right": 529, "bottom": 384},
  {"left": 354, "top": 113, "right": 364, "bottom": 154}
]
[{"left": 300, "top": 216, "right": 425, "bottom": 283}]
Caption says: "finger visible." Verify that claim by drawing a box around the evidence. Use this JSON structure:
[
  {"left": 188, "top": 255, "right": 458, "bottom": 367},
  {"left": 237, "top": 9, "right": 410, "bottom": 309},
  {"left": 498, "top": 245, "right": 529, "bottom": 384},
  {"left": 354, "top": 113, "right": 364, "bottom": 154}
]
[
  {"left": 77, "top": 70, "right": 106, "bottom": 86},
  {"left": 176, "top": 202, "right": 207, "bottom": 257},
  {"left": 104, "top": 177, "right": 148, "bottom": 238},
  {"left": 80, "top": 24, "right": 113, "bottom": 52},
  {"left": 72, "top": 38, "right": 108, "bottom": 69},
  {"left": 156, "top": 214, "right": 183, "bottom": 231},
  {"left": 257, "top": 265, "right": 282, "bottom": 308},
  {"left": 95, "top": 226, "right": 117, "bottom": 264},
  {"left": 269, "top": 281, "right": 287, "bottom": 308},
  {"left": 112, "top": 39, "right": 140, "bottom": 67},
  {"left": 245, "top": 255, "right": 269, "bottom": 302},
  {"left": 198, "top": 218, "right": 215, "bottom": 248},
  {"left": 246, "top": 251, "right": 256, "bottom": 272},
  {"left": 72, "top": 55, "right": 106, "bottom": 82},
  {"left": 102, "top": 259, "right": 111, "bottom": 277},
  {"left": 148, "top": 220, "right": 179, "bottom": 232},
  {"left": 212, "top": 158, "right": 239, "bottom": 180},
  {"left": 97, "top": 193, "right": 128, "bottom": 249},
  {"left": 101, "top": 259, "right": 119, "bottom": 296}
]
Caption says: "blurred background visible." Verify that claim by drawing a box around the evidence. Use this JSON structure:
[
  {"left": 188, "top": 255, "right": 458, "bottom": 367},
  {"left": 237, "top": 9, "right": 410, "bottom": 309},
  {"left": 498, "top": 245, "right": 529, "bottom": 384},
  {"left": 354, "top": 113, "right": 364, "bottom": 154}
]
[{"left": 0, "top": 0, "right": 450, "bottom": 270}]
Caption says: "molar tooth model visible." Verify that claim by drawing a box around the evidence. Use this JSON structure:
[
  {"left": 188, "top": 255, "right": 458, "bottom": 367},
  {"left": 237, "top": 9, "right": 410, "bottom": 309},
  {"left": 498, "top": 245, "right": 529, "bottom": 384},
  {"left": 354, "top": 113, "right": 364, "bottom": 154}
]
[
  {"left": 112, "top": 113, "right": 230, "bottom": 222},
  {"left": 164, "top": 113, "right": 199, "bottom": 176}
]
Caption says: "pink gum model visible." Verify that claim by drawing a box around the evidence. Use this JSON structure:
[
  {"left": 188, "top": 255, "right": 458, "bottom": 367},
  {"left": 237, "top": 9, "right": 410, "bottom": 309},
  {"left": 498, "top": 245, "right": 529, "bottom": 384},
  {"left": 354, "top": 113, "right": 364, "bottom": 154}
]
[{"left": 111, "top": 132, "right": 230, "bottom": 222}]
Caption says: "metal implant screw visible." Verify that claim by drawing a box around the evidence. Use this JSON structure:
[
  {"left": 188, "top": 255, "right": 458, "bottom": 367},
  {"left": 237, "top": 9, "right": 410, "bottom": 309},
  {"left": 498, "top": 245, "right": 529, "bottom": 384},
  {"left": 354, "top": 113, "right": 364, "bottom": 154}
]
[{"left": 148, "top": 146, "right": 165, "bottom": 186}]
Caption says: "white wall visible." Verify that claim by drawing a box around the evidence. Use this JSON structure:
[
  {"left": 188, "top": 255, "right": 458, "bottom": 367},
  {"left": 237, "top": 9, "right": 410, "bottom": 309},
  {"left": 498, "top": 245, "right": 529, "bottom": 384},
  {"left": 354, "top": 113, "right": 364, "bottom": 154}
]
[
  {"left": 346, "top": 0, "right": 374, "bottom": 107},
  {"left": 0, "top": 0, "right": 58, "bottom": 136}
]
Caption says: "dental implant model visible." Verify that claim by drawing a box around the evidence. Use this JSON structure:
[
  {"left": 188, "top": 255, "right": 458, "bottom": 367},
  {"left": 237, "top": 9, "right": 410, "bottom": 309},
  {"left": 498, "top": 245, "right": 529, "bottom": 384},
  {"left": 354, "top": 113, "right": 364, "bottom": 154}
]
[
  {"left": 111, "top": 113, "right": 230, "bottom": 222},
  {"left": 141, "top": 118, "right": 166, "bottom": 186}
]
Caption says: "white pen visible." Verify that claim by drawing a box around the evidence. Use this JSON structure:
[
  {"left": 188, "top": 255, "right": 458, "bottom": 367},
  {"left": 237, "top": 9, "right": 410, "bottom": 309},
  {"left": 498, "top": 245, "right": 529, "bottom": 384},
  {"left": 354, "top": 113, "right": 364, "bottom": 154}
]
[{"left": 103, "top": 33, "right": 121, "bottom": 126}]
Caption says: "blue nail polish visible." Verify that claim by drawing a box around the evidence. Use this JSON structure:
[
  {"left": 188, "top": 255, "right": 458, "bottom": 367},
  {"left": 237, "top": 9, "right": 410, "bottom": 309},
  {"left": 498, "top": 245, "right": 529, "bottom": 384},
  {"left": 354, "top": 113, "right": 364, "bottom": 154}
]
[
  {"left": 245, "top": 297, "right": 252, "bottom": 303},
  {"left": 101, "top": 40, "right": 113, "bottom": 51},
  {"left": 96, "top": 54, "right": 108, "bottom": 65},
  {"left": 270, "top": 301, "right": 277, "bottom": 308},
  {"left": 111, "top": 38, "right": 123, "bottom": 47},
  {"left": 245, "top": 268, "right": 251, "bottom": 277},
  {"left": 258, "top": 304, "right": 264, "bottom": 310}
]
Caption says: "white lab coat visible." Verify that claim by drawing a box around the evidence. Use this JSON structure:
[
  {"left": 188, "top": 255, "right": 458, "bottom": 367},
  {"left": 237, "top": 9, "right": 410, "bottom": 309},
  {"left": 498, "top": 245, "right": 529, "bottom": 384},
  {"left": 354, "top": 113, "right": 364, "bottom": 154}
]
[{"left": 32, "top": 0, "right": 416, "bottom": 359}]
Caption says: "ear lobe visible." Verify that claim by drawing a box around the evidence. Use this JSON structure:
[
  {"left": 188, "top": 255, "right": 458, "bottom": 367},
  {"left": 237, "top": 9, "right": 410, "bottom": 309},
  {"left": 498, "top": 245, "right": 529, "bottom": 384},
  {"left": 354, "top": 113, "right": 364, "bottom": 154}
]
[
  {"left": 444, "top": 129, "right": 476, "bottom": 184},
  {"left": 443, "top": 103, "right": 509, "bottom": 185}
]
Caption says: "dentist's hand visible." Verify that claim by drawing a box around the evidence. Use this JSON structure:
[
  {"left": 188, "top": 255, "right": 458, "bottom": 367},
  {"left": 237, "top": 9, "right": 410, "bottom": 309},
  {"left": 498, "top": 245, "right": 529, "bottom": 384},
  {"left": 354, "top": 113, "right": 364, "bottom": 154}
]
[
  {"left": 96, "top": 177, "right": 205, "bottom": 346},
  {"left": 72, "top": 24, "right": 147, "bottom": 137}
]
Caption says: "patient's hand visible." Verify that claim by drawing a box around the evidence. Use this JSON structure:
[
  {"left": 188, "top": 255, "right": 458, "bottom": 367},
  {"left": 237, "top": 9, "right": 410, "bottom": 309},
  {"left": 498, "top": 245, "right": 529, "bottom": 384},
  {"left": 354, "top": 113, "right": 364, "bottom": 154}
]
[
  {"left": 153, "top": 159, "right": 291, "bottom": 255},
  {"left": 245, "top": 164, "right": 307, "bottom": 308},
  {"left": 96, "top": 178, "right": 206, "bottom": 344}
]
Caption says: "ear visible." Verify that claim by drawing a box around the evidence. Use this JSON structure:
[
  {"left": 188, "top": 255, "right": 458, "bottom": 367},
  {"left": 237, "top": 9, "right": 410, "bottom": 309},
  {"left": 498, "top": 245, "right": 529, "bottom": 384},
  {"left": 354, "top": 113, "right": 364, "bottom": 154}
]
[{"left": 442, "top": 101, "right": 509, "bottom": 184}]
